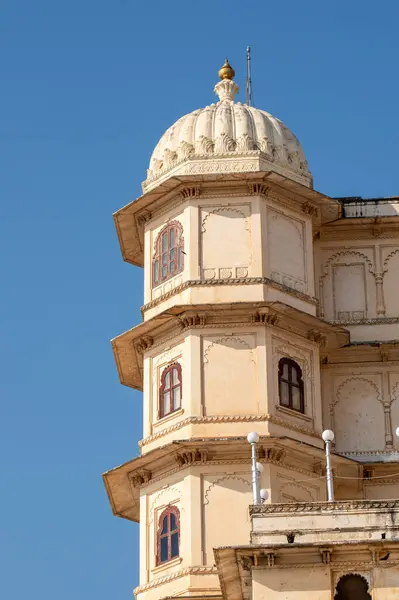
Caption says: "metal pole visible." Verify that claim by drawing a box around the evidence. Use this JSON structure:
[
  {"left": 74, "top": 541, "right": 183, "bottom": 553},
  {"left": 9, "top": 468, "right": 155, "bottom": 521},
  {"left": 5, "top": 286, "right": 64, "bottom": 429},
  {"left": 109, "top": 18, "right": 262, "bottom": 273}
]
[
  {"left": 251, "top": 441, "right": 261, "bottom": 504},
  {"left": 246, "top": 46, "right": 252, "bottom": 106},
  {"left": 325, "top": 440, "right": 335, "bottom": 502}
]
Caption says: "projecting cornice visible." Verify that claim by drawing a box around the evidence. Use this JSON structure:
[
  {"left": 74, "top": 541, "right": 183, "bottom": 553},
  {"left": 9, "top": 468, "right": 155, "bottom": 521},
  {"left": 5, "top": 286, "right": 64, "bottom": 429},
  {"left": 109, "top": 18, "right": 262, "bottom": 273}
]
[
  {"left": 317, "top": 215, "right": 399, "bottom": 241},
  {"left": 113, "top": 172, "right": 340, "bottom": 267},
  {"left": 102, "top": 436, "right": 356, "bottom": 523},
  {"left": 111, "top": 301, "right": 349, "bottom": 390}
]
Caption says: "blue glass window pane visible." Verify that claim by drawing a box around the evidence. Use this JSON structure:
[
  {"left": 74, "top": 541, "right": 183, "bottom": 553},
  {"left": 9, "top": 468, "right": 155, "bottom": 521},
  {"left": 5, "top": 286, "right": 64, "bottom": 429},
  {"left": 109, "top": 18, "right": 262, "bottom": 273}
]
[
  {"left": 173, "top": 387, "right": 181, "bottom": 410},
  {"left": 162, "top": 265, "right": 167, "bottom": 278},
  {"left": 169, "top": 228, "right": 175, "bottom": 247},
  {"left": 154, "top": 260, "right": 159, "bottom": 284},
  {"left": 178, "top": 248, "right": 183, "bottom": 269},
  {"left": 161, "top": 516, "right": 169, "bottom": 534},
  {"left": 171, "top": 532, "right": 179, "bottom": 558},
  {"left": 162, "top": 233, "right": 167, "bottom": 252},
  {"left": 170, "top": 513, "right": 176, "bottom": 530},
  {"left": 162, "top": 391, "right": 170, "bottom": 416},
  {"left": 170, "top": 260, "right": 175, "bottom": 273},
  {"left": 292, "top": 386, "right": 301, "bottom": 411},
  {"left": 160, "top": 536, "right": 169, "bottom": 562},
  {"left": 165, "top": 372, "right": 170, "bottom": 389},
  {"left": 291, "top": 367, "right": 299, "bottom": 384},
  {"left": 280, "top": 382, "right": 289, "bottom": 407}
]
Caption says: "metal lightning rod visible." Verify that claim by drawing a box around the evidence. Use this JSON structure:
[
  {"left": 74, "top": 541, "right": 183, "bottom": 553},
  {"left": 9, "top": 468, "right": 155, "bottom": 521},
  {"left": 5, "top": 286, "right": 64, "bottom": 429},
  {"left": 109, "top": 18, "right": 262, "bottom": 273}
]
[{"left": 246, "top": 46, "right": 254, "bottom": 106}]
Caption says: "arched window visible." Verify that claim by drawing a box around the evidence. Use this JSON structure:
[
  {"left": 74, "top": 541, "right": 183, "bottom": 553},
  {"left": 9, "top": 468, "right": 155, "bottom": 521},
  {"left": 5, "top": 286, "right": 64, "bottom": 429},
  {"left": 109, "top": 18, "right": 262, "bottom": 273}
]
[
  {"left": 157, "top": 506, "right": 180, "bottom": 565},
  {"left": 159, "top": 363, "right": 182, "bottom": 418},
  {"left": 278, "top": 358, "right": 304, "bottom": 413},
  {"left": 153, "top": 221, "right": 184, "bottom": 287},
  {"left": 334, "top": 574, "right": 371, "bottom": 600}
]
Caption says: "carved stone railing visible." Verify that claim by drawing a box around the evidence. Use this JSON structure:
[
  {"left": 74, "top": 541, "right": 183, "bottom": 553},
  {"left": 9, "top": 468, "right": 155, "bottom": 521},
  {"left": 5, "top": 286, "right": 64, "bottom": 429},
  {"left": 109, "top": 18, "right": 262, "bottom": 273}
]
[{"left": 250, "top": 499, "right": 399, "bottom": 515}]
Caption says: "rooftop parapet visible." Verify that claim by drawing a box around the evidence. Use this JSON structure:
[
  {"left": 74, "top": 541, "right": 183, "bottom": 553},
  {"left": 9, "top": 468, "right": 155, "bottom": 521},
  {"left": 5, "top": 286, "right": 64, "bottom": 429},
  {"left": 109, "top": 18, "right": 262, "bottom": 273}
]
[{"left": 250, "top": 499, "right": 399, "bottom": 546}]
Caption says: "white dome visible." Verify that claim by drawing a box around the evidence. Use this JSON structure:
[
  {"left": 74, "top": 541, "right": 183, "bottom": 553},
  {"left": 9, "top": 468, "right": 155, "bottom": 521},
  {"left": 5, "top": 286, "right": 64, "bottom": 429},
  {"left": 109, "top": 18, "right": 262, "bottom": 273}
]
[{"left": 143, "top": 72, "right": 312, "bottom": 192}]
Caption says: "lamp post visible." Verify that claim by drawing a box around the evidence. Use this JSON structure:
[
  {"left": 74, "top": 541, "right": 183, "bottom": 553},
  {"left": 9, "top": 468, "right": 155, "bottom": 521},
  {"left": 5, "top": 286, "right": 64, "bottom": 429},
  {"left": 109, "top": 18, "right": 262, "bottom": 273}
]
[
  {"left": 260, "top": 488, "right": 269, "bottom": 504},
  {"left": 247, "top": 432, "right": 261, "bottom": 504},
  {"left": 322, "top": 429, "right": 335, "bottom": 502}
]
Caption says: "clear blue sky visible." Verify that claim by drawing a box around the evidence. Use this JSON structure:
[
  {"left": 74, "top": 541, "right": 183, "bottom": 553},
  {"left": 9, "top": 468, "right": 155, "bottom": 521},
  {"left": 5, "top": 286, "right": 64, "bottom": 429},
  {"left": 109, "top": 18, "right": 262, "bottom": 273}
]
[{"left": 0, "top": 1, "right": 398, "bottom": 598}]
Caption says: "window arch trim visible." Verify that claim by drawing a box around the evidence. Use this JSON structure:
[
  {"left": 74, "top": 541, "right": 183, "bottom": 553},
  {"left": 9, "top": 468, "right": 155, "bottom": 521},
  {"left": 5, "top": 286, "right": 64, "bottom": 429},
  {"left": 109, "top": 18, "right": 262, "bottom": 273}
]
[
  {"left": 159, "top": 362, "right": 183, "bottom": 419},
  {"left": 278, "top": 357, "right": 305, "bottom": 414},
  {"left": 152, "top": 220, "right": 184, "bottom": 287},
  {"left": 156, "top": 505, "right": 180, "bottom": 566}
]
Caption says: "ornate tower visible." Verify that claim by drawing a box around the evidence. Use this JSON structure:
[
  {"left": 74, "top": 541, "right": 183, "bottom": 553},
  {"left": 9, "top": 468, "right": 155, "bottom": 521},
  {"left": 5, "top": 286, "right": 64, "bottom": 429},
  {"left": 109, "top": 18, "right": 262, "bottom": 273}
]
[{"left": 103, "top": 62, "right": 353, "bottom": 600}]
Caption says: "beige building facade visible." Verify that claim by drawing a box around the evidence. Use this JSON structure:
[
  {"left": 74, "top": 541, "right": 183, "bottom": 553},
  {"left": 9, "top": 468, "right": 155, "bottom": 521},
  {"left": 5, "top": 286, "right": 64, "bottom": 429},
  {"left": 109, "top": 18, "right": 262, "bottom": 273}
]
[{"left": 104, "top": 61, "right": 399, "bottom": 599}]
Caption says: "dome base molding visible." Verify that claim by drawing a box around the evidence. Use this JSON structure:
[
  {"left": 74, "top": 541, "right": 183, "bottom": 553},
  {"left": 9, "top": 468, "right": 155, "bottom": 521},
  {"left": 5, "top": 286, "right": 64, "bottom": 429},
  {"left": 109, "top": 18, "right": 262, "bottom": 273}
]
[{"left": 143, "top": 152, "right": 312, "bottom": 194}]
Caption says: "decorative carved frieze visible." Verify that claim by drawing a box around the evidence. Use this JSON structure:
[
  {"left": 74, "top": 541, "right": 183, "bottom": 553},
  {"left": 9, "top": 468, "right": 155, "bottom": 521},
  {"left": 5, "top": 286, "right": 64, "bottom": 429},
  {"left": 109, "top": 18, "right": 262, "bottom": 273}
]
[
  {"left": 250, "top": 311, "right": 280, "bottom": 326},
  {"left": 302, "top": 201, "right": 318, "bottom": 217},
  {"left": 265, "top": 552, "right": 276, "bottom": 567},
  {"left": 174, "top": 449, "right": 208, "bottom": 466},
  {"left": 181, "top": 186, "right": 200, "bottom": 199},
  {"left": 248, "top": 183, "right": 270, "bottom": 197},
  {"left": 307, "top": 329, "right": 327, "bottom": 346},
  {"left": 134, "top": 336, "right": 153, "bottom": 354},
  {"left": 129, "top": 469, "right": 152, "bottom": 487},
  {"left": 133, "top": 566, "right": 218, "bottom": 595},
  {"left": 320, "top": 549, "right": 332, "bottom": 564},
  {"left": 258, "top": 447, "right": 286, "bottom": 463},
  {"left": 136, "top": 210, "right": 152, "bottom": 226},
  {"left": 250, "top": 499, "right": 399, "bottom": 514},
  {"left": 270, "top": 270, "right": 306, "bottom": 293},
  {"left": 177, "top": 313, "right": 206, "bottom": 330},
  {"left": 141, "top": 277, "right": 317, "bottom": 315},
  {"left": 240, "top": 556, "right": 254, "bottom": 571},
  {"left": 139, "top": 413, "right": 320, "bottom": 448}
]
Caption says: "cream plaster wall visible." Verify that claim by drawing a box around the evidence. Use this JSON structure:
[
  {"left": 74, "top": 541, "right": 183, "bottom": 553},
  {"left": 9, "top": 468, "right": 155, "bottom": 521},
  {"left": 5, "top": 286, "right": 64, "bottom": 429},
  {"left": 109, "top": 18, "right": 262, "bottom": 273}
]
[
  {"left": 200, "top": 201, "right": 254, "bottom": 281},
  {"left": 143, "top": 191, "right": 317, "bottom": 321},
  {"left": 143, "top": 326, "right": 322, "bottom": 450},
  {"left": 265, "top": 205, "right": 312, "bottom": 297},
  {"left": 202, "top": 469, "right": 252, "bottom": 565},
  {"left": 315, "top": 241, "right": 399, "bottom": 341},
  {"left": 321, "top": 365, "right": 399, "bottom": 458},
  {"left": 268, "top": 465, "right": 324, "bottom": 503},
  {"left": 203, "top": 333, "right": 259, "bottom": 416},
  {"left": 252, "top": 564, "right": 399, "bottom": 600},
  {"left": 253, "top": 568, "right": 331, "bottom": 600}
]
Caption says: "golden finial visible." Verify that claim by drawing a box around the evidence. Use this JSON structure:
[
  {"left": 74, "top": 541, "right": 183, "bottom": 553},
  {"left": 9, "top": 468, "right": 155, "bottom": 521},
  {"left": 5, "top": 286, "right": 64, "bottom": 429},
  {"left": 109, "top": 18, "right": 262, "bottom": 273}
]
[{"left": 218, "top": 58, "right": 235, "bottom": 81}]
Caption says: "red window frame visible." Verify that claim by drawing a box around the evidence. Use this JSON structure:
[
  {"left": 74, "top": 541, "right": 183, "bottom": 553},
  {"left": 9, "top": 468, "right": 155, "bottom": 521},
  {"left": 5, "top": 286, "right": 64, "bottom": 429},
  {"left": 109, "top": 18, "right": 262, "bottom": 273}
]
[
  {"left": 278, "top": 357, "right": 305, "bottom": 413},
  {"left": 152, "top": 221, "right": 184, "bottom": 287},
  {"left": 159, "top": 363, "right": 182, "bottom": 419},
  {"left": 156, "top": 505, "right": 180, "bottom": 565}
]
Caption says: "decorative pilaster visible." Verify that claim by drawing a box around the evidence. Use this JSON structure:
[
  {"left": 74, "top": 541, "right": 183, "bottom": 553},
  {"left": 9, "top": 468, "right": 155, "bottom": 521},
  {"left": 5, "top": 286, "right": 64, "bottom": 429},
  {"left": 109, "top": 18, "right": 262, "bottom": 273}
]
[
  {"left": 375, "top": 274, "right": 386, "bottom": 316},
  {"left": 319, "top": 277, "right": 325, "bottom": 318},
  {"left": 384, "top": 402, "right": 393, "bottom": 449}
]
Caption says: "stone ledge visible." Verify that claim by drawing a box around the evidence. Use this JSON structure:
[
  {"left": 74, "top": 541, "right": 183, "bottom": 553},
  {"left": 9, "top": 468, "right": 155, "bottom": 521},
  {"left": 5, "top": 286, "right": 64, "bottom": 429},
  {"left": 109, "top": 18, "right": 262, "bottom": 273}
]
[{"left": 250, "top": 499, "right": 399, "bottom": 514}]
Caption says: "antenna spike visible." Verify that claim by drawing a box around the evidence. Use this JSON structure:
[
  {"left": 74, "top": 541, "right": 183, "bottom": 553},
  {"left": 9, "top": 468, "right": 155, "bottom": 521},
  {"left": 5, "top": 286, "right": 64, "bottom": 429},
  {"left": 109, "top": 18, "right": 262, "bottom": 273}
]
[{"left": 246, "top": 46, "right": 254, "bottom": 106}]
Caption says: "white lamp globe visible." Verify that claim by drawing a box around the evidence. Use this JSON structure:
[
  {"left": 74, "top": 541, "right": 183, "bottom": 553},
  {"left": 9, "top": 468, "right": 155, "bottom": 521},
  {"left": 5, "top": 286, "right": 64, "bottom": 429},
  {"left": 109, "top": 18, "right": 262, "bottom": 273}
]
[
  {"left": 322, "top": 429, "right": 335, "bottom": 443},
  {"left": 247, "top": 432, "right": 259, "bottom": 444},
  {"left": 260, "top": 488, "right": 269, "bottom": 501},
  {"left": 256, "top": 462, "right": 264, "bottom": 473},
  {"left": 396, "top": 426, "right": 399, "bottom": 438}
]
